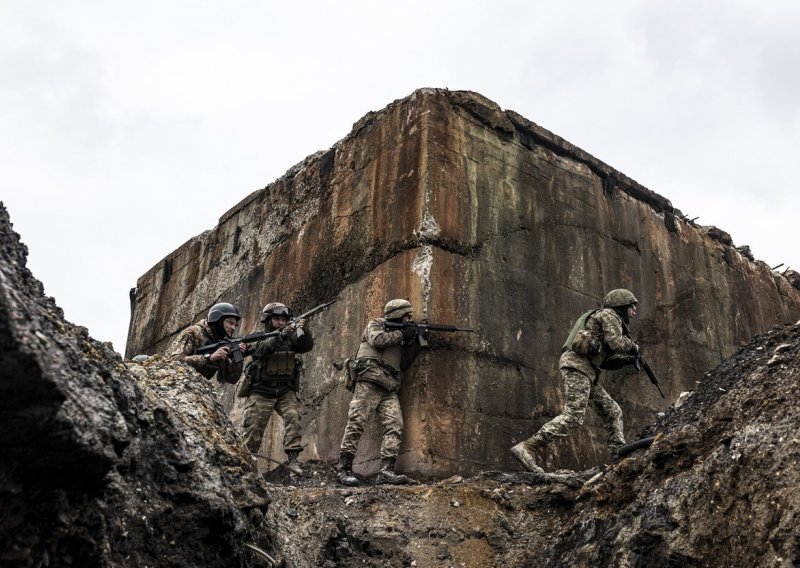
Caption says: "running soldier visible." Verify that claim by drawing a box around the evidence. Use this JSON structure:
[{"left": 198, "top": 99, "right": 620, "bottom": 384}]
[{"left": 511, "top": 289, "right": 640, "bottom": 473}]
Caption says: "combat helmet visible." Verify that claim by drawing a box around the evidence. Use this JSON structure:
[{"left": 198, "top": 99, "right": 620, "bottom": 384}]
[
  {"left": 207, "top": 302, "right": 241, "bottom": 324},
  {"left": 261, "top": 302, "right": 292, "bottom": 323},
  {"left": 384, "top": 299, "right": 413, "bottom": 320},
  {"left": 602, "top": 289, "right": 638, "bottom": 308}
]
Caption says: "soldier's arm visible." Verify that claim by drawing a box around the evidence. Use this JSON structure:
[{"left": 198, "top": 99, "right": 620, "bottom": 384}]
[
  {"left": 600, "top": 311, "right": 638, "bottom": 354},
  {"left": 252, "top": 335, "right": 284, "bottom": 360},
  {"left": 166, "top": 331, "right": 207, "bottom": 372},
  {"left": 292, "top": 325, "right": 314, "bottom": 353},
  {"left": 367, "top": 320, "right": 404, "bottom": 348}
]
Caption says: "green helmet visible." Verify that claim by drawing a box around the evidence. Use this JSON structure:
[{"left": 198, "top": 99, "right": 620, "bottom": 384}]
[
  {"left": 602, "top": 289, "right": 638, "bottom": 308},
  {"left": 260, "top": 302, "right": 291, "bottom": 323},
  {"left": 207, "top": 302, "right": 241, "bottom": 324},
  {"left": 384, "top": 299, "right": 413, "bottom": 320}
]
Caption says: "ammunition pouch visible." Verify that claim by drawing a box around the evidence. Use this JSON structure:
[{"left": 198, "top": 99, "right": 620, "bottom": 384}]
[
  {"left": 571, "top": 330, "right": 601, "bottom": 357},
  {"left": 239, "top": 360, "right": 259, "bottom": 397},
  {"left": 236, "top": 375, "right": 252, "bottom": 398},
  {"left": 359, "top": 358, "right": 402, "bottom": 392},
  {"left": 264, "top": 350, "right": 297, "bottom": 375},
  {"left": 344, "top": 357, "right": 358, "bottom": 392}
]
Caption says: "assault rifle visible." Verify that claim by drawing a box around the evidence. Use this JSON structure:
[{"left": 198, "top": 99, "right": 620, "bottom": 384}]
[
  {"left": 635, "top": 354, "right": 666, "bottom": 399},
  {"left": 197, "top": 299, "right": 337, "bottom": 363},
  {"left": 383, "top": 321, "right": 476, "bottom": 346}
]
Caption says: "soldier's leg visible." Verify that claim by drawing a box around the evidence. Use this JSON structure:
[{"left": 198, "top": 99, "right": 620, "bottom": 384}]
[
  {"left": 339, "top": 381, "right": 382, "bottom": 456},
  {"left": 276, "top": 391, "right": 303, "bottom": 454},
  {"left": 589, "top": 384, "right": 625, "bottom": 452},
  {"left": 376, "top": 391, "right": 404, "bottom": 459},
  {"left": 241, "top": 395, "right": 277, "bottom": 453},
  {"left": 374, "top": 391, "right": 410, "bottom": 484},
  {"left": 533, "top": 367, "right": 593, "bottom": 444},
  {"left": 511, "top": 367, "right": 592, "bottom": 472}
]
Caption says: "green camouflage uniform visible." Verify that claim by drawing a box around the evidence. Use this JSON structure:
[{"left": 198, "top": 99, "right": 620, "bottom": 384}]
[
  {"left": 166, "top": 319, "right": 243, "bottom": 383},
  {"left": 241, "top": 326, "right": 314, "bottom": 453},
  {"left": 339, "top": 318, "right": 421, "bottom": 459},
  {"left": 528, "top": 307, "right": 637, "bottom": 452}
]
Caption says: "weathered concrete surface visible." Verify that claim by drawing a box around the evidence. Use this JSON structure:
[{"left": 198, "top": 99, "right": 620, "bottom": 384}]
[
  {"left": 126, "top": 88, "right": 800, "bottom": 477},
  {"left": 0, "top": 204, "right": 272, "bottom": 567}
]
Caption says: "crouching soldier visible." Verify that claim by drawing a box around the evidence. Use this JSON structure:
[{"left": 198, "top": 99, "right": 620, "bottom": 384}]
[
  {"left": 337, "top": 299, "right": 424, "bottom": 486},
  {"left": 167, "top": 302, "right": 247, "bottom": 384},
  {"left": 240, "top": 302, "right": 313, "bottom": 473}
]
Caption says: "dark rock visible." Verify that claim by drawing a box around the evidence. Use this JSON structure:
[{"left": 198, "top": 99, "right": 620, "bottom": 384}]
[{"left": 0, "top": 203, "right": 272, "bottom": 567}]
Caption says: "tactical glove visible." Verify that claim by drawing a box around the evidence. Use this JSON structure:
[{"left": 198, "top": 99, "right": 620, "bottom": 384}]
[{"left": 401, "top": 326, "right": 417, "bottom": 340}]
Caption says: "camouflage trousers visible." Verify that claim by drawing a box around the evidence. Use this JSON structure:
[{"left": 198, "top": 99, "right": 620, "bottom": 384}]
[
  {"left": 340, "top": 381, "right": 404, "bottom": 459},
  {"left": 527, "top": 366, "right": 625, "bottom": 451},
  {"left": 241, "top": 392, "right": 303, "bottom": 454}
]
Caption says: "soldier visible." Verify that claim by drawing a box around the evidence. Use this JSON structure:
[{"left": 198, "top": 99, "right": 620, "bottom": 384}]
[
  {"left": 167, "top": 302, "right": 247, "bottom": 384},
  {"left": 337, "top": 299, "right": 424, "bottom": 486},
  {"left": 240, "top": 302, "right": 313, "bottom": 473},
  {"left": 511, "top": 289, "right": 640, "bottom": 473}
]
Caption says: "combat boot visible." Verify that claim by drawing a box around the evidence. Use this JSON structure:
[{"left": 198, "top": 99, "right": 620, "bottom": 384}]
[
  {"left": 285, "top": 450, "right": 303, "bottom": 475},
  {"left": 510, "top": 439, "right": 545, "bottom": 474},
  {"left": 374, "top": 457, "right": 410, "bottom": 485},
  {"left": 337, "top": 452, "right": 360, "bottom": 487}
]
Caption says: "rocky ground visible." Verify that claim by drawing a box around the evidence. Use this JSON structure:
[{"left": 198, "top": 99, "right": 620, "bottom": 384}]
[
  {"left": 2, "top": 199, "right": 799, "bottom": 567},
  {"left": 0, "top": 205, "right": 270, "bottom": 568}
]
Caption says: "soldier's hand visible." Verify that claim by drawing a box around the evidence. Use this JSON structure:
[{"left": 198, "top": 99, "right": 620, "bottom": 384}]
[
  {"left": 238, "top": 342, "right": 249, "bottom": 355},
  {"left": 280, "top": 326, "right": 293, "bottom": 339},
  {"left": 295, "top": 318, "right": 307, "bottom": 329},
  {"left": 401, "top": 326, "right": 417, "bottom": 340},
  {"left": 210, "top": 347, "right": 230, "bottom": 362}
]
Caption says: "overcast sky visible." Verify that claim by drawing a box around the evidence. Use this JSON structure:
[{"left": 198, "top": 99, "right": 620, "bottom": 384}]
[{"left": 2, "top": 1, "right": 798, "bottom": 354}]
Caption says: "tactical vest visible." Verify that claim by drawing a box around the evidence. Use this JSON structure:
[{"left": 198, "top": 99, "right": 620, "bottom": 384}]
[
  {"left": 247, "top": 344, "right": 299, "bottom": 398},
  {"left": 562, "top": 309, "right": 601, "bottom": 355},
  {"left": 355, "top": 318, "right": 403, "bottom": 372},
  {"left": 263, "top": 350, "right": 296, "bottom": 376}
]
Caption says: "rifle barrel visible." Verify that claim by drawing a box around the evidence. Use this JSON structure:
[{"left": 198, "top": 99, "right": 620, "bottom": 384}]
[{"left": 293, "top": 299, "right": 337, "bottom": 322}]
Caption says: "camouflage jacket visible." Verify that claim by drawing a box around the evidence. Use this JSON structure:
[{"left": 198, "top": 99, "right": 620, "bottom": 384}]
[
  {"left": 353, "top": 318, "right": 422, "bottom": 392},
  {"left": 561, "top": 308, "right": 638, "bottom": 376},
  {"left": 166, "top": 319, "right": 243, "bottom": 383},
  {"left": 245, "top": 326, "right": 314, "bottom": 398}
]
